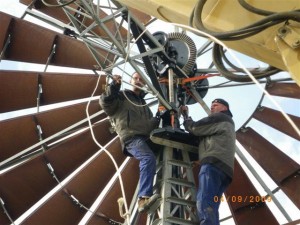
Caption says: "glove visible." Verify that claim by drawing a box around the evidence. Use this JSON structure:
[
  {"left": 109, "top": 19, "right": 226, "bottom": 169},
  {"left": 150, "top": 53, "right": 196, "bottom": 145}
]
[
  {"left": 155, "top": 111, "right": 161, "bottom": 121},
  {"left": 180, "top": 105, "right": 189, "bottom": 119},
  {"left": 112, "top": 75, "right": 122, "bottom": 85}
]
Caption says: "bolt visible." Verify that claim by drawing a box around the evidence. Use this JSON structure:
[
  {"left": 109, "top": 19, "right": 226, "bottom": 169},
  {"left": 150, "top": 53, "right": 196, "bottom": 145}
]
[{"left": 292, "top": 40, "right": 300, "bottom": 48}]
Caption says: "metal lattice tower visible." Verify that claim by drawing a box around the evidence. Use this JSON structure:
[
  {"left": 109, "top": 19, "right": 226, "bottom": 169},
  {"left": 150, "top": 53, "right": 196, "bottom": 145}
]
[{"left": 149, "top": 147, "right": 198, "bottom": 225}]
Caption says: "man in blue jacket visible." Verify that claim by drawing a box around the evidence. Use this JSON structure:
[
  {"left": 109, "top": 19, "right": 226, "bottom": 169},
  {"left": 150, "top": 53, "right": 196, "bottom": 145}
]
[
  {"left": 99, "top": 72, "right": 160, "bottom": 213},
  {"left": 181, "top": 99, "right": 236, "bottom": 225}
]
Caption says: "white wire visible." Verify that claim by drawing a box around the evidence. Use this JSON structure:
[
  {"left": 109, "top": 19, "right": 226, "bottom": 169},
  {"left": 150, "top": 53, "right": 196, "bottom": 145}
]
[
  {"left": 172, "top": 23, "right": 300, "bottom": 137},
  {"left": 119, "top": 27, "right": 153, "bottom": 108},
  {"left": 85, "top": 74, "right": 131, "bottom": 224}
]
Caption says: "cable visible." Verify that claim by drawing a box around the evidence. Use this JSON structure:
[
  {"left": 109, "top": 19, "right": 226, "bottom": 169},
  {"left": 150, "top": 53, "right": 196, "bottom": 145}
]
[
  {"left": 41, "top": 0, "right": 77, "bottom": 8},
  {"left": 238, "top": 0, "right": 277, "bottom": 16},
  {"left": 85, "top": 74, "right": 130, "bottom": 224},
  {"left": 192, "top": 0, "right": 300, "bottom": 40},
  {"left": 212, "top": 43, "right": 281, "bottom": 82},
  {"left": 44, "top": 156, "right": 122, "bottom": 225}
]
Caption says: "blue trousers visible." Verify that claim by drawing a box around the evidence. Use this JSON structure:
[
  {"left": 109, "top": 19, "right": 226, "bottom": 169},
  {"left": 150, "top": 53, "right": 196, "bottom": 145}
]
[
  {"left": 197, "top": 164, "right": 231, "bottom": 225},
  {"left": 125, "top": 136, "right": 156, "bottom": 198}
]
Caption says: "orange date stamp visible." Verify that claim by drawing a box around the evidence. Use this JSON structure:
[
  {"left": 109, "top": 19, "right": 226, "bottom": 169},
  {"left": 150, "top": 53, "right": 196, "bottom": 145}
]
[{"left": 214, "top": 195, "right": 272, "bottom": 203}]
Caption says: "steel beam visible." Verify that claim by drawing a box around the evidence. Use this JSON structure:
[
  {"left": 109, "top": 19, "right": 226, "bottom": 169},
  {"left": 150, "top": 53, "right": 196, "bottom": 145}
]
[
  {"left": 266, "top": 82, "right": 300, "bottom": 99},
  {"left": 253, "top": 106, "right": 300, "bottom": 141}
]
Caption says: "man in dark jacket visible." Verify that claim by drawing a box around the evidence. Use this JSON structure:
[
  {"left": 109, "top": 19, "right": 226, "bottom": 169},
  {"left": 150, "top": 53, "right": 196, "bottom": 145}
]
[
  {"left": 99, "top": 72, "right": 160, "bottom": 213},
  {"left": 180, "top": 99, "right": 236, "bottom": 225}
]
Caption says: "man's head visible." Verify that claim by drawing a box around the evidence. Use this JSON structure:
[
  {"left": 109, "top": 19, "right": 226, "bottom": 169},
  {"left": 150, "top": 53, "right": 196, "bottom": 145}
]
[
  {"left": 130, "top": 72, "right": 146, "bottom": 93},
  {"left": 211, "top": 98, "right": 233, "bottom": 117}
]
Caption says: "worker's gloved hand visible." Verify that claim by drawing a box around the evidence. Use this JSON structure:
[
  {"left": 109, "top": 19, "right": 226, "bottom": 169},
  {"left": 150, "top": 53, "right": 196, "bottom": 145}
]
[
  {"left": 112, "top": 75, "right": 122, "bottom": 85},
  {"left": 180, "top": 105, "right": 189, "bottom": 119},
  {"left": 155, "top": 111, "right": 161, "bottom": 121},
  {"left": 107, "top": 74, "right": 122, "bottom": 95}
]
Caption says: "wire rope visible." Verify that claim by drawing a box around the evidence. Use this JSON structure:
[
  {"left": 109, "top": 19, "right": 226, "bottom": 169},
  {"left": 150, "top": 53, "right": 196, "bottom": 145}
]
[
  {"left": 238, "top": 0, "right": 278, "bottom": 16},
  {"left": 212, "top": 43, "right": 281, "bottom": 82},
  {"left": 43, "top": 149, "right": 122, "bottom": 225},
  {"left": 85, "top": 74, "right": 131, "bottom": 224},
  {"left": 41, "top": 0, "right": 77, "bottom": 8}
]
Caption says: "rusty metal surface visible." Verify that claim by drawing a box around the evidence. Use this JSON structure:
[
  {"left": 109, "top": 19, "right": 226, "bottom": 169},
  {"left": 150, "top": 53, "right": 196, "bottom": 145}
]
[
  {"left": 128, "top": 7, "right": 152, "bottom": 24},
  {"left": 52, "top": 34, "right": 113, "bottom": 69},
  {"left": 41, "top": 72, "right": 106, "bottom": 104},
  {"left": 20, "top": 0, "right": 77, "bottom": 23},
  {"left": 225, "top": 161, "right": 279, "bottom": 225},
  {"left": 80, "top": 5, "right": 128, "bottom": 42},
  {"left": 0, "top": 116, "right": 39, "bottom": 162},
  {"left": 0, "top": 12, "right": 113, "bottom": 69},
  {"left": 1, "top": 12, "right": 57, "bottom": 63},
  {"left": 21, "top": 139, "right": 125, "bottom": 225},
  {"left": 281, "top": 172, "right": 300, "bottom": 211},
  {"left": 0, "top": 156, "right": 58, "bottom": 225},
  {"left": 36, "top": 100, "right": 104, "bottom": 137},
  {"left": 253, "top": 106, "right": 300, "bottom": 141},
  {"left": 0, "top": 120, "right": 116, "bottom": 224},
  {"left": 237, "top": 127, "right": 300, "bottom": 208},
  {"left": 87, "top": 158, "right": 139, "bottom": 224},
  {"left": 0, "top": 10, "right": 12, "bottom": 49},
  {"left": 0, "top": 71, "right": 38, "bottom": 112},
  {"left": 44, "top": 120, "right": 116, "bottom": 179},
  {"left": 283, "top": 219, "right": 300, "bottom": 225},
  {"left": 19, "top": 0, "right": 128, "bottom": 41},
  {"left": 0, "top": 100, "right": 103, "bottom": 163},
  {"left": 0, "top": 70, "right": 106, "bottom": 112},
  {"left": 19, "top": 0, "right": 151, "bottom": 43},
  {"left": 266, "top": 82, "right": 300, "bottom": 99}
]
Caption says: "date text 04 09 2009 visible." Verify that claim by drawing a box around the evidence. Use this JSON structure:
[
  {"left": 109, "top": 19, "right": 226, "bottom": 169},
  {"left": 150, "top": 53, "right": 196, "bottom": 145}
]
[{"left": 214, "top": 195, "right": 272, "bottom": 203}]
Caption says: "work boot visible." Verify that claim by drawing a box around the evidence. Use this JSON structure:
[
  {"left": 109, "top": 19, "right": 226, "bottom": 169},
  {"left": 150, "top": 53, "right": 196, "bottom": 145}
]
[{"left": 138, "top": 194, "right": 160, "bottom": 213}]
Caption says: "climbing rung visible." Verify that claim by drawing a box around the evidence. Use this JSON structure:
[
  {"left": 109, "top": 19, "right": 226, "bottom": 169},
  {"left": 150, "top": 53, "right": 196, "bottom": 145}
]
[
  {"left": 166, "top": 217, "right": 198, "bottom": 225},
  {"left": 153, "top": 217, "right": 198, "bottom": 225},
  {"left": 166, "top": 196, "right": 196, "bottom": 207},
  {"left": 167, "top": 177, "right": 195, "bottom": 188},
  {"left": 167, "top": 159, "right": 192, "bottom": 168},
  {"left": 147, "top": 147, "right": 198, "bottom": 225}
]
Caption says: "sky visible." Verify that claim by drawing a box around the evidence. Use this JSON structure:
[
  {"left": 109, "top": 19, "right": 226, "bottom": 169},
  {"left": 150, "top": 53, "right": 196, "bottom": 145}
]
[{"left": 0, "top": 0, "right": 299, "bottom": 224}]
